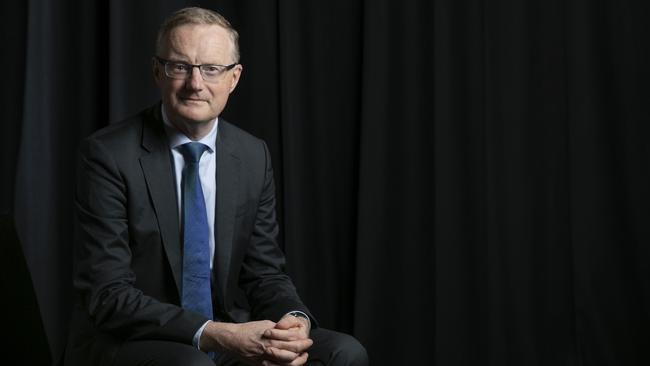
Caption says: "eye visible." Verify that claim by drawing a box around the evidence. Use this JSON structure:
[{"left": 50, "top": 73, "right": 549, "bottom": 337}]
[
  {"left": 171, "top": 63, "right": 190, "bottom": 72},
  {"left": 202, "top": 65, "right": 222, "bottom": 74}
]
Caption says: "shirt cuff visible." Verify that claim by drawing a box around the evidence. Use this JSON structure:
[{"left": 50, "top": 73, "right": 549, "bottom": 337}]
[{"left": 193, "top": 320, "right": 211, "bottom": 350}]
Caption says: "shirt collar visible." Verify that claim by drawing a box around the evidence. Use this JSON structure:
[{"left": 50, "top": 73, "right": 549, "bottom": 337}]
[{"left": 161, "top": 104, "right": 218, "bottom": 153}]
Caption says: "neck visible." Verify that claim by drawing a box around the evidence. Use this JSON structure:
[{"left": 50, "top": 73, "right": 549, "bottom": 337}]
[{"left": 171, "top": 118, "right": 215, "bottom": 141}]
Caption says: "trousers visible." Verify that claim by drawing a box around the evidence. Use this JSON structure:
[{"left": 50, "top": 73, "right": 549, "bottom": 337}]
[{"left": 112, "top": 327, "right": 368, "bottom": 366}]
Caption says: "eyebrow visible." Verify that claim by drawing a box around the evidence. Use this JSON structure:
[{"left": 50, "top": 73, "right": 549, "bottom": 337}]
[{"left": 164, "top": 57, "right": 222, "bottom": 66}]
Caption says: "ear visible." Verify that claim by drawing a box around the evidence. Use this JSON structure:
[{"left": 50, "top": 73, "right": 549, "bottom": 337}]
[
  {"left": 152, "top": 57, "right": 163, "bottom": 86},
  {"left": 228, "top": 64, "right": 243, "bottom": 93}
]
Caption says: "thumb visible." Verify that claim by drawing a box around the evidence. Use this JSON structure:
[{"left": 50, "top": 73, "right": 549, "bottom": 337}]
[{"left": 275, "top": 315, "right": 302, "bottom": 330}]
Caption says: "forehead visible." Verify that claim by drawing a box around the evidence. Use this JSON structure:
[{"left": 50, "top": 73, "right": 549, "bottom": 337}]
[{"left": 163, "top": 24, "right": 233, "bottom": 62}]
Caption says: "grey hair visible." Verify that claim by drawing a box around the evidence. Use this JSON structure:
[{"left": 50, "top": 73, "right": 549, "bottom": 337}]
[{"left": 156, "top": 7, "right": 240, "bottom": 63}]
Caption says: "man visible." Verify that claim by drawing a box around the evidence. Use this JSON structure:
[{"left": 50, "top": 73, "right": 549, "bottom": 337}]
[{"left": 64, "top": 7, "right": 367, "bottom": 366}]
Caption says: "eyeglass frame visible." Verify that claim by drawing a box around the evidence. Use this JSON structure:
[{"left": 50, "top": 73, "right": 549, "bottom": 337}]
[{"left": 154, "top": 56, "right": 239, "bottom": 82}]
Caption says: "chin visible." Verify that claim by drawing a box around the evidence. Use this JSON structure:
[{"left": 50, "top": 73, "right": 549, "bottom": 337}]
[{"left": 177, "top": 106, "right": 215, "bottom": 123}]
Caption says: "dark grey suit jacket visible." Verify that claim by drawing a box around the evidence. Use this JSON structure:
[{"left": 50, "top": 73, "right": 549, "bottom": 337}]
[{"left": 65, "top": 104, "right": 313, "bottom": 366}]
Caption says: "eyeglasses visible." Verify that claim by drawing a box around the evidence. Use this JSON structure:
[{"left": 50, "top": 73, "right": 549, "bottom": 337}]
[{"left": 155, "top": 56, "right": 238, "bottom": 82}]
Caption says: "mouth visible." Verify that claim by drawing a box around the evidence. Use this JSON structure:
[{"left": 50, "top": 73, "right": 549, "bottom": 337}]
[{"left": 180, "top": 97, "right": 207, "bottom": 104}]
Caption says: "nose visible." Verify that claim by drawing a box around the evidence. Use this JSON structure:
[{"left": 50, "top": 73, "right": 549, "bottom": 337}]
[{"left": 185, "top": 66, "right": 204, "bottom": 91}]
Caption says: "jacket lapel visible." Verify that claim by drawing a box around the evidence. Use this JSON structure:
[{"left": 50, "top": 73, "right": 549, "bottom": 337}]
[
  {"left": 214, "top": 121, "right": 240, "bottom": 309},
  {"left": 139, "top": 107, "right": 183, "bottom": 295}
]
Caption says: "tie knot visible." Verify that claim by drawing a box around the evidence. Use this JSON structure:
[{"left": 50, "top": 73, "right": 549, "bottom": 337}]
[{"left": 179, "top": 142, "right": 209, "bottom": 163}]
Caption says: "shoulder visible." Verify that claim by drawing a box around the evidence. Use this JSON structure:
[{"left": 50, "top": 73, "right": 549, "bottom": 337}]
[
  {"left": 79, "top": 105, "right": 159, "bottom": 157},
  {"left": 218, "top": 119, "right": 264, "bottom": 146},
  {"left": 86, "top": 106, "right": 157, "bottom": 146},
  {"left": 218, "top": 119, "right": 270, "bottom": 159}
]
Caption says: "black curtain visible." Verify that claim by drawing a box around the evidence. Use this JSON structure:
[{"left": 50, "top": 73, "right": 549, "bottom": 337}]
[{"left": 2, "top": 1, "right": 649, "bottom": 365}]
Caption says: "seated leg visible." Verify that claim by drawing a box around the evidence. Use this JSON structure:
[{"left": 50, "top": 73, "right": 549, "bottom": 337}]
[
  {"left": 308, "top": 328, "right": 369, "bottom": 366},
  {"left": 113, "top": 339, "right": 215, "bottom": 366}
]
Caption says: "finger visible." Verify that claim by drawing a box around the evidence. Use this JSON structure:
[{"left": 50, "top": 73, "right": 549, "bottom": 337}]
[
  {"left": 265, "top": 338, "right": 313, "bottom": 353},
  {"left": 264, "top": 327, "right": 306, "bottom": 341},
  {"left": 264, "top": 346, "right": 300, "bottom": 363},
  {"left": 276, "top": 315, "right": 302, "bottom": 330},
  {"left": 286, "top": 352, "right": 309, "bottom": 366}
]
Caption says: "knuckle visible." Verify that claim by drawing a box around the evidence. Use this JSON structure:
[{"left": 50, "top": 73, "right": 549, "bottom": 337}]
[{"left": 299, "top": 340, "right": 311, "bottom": 350}]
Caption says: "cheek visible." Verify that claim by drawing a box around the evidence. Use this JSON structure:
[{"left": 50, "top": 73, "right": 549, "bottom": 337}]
[
  {"left": 159, "top": 86, "right": 175, "bottom": 102},
  {"left": 208, "top": 87, "right": 232, "bottom": 106}
]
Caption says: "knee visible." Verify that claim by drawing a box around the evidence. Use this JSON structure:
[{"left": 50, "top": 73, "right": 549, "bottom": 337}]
[
  {"left": 331, "top": 333, "right": 369, "bottom": 366},
  {"left": 185, "top": 353, "right": 214, "bottom": 366},
  {"left": 162, "top": 348, "right": 214, "bottom": 366}
]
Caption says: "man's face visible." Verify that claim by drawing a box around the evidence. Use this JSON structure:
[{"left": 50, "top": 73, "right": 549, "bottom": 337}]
[{"left": 154, "top": 24, "right": 242, "bottom": 125}]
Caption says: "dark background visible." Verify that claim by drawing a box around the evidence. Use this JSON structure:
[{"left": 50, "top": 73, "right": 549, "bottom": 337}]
[{"left": 2, "top": 0, "right": 649, "bottom": 365}]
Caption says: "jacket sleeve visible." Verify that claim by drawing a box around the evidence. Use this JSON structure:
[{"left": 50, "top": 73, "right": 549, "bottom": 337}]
[
  {"left": 73, "top": 136, "right": 206, "bottom": 342},
  {"left": 237, "top": 141, "right": 318, "bottom": 327}
]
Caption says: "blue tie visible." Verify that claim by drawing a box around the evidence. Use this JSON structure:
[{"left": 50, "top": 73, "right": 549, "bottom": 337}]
[{"left": 179, "top": 142, "right": 213, "bottom": 322}]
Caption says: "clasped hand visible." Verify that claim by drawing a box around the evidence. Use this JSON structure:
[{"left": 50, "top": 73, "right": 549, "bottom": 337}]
[{"left": 201, "top": 314, "right": 312, "bottom": 366}]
